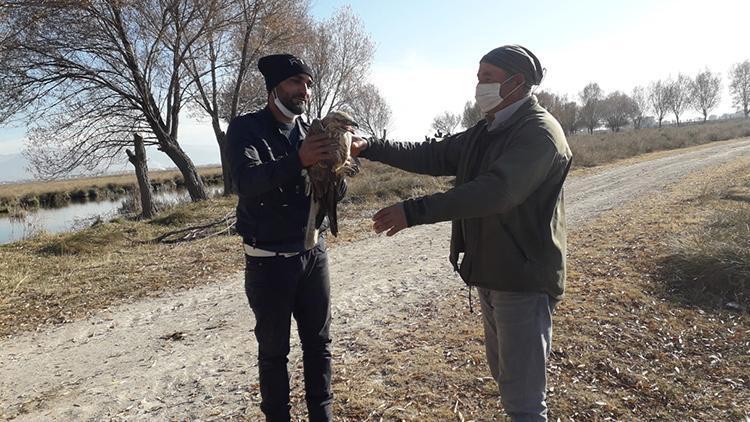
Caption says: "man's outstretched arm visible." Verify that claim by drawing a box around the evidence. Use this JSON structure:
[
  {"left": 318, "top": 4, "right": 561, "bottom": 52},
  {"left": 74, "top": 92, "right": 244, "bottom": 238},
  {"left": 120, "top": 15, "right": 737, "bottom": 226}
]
[{"left": 351, "top": 133, "right": 464, "bottom": 177}]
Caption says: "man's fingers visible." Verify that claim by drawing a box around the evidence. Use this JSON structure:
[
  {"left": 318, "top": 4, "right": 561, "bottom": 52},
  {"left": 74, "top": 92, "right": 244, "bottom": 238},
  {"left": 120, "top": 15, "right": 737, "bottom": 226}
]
[
  {"left": 386, "top": 226, "right": 402, "bottom": 236},
  {"left": 372, "top": 216, "right": 389, "bottom": 232},
  {"left": 304, "top": 133, "right": 328, "bottom": 143},
  {"left": 373, "top": 207, "right": 391, "bottom": 221},
  {"left": 373, "top": 216, "right": 392, "bottom": 234}
]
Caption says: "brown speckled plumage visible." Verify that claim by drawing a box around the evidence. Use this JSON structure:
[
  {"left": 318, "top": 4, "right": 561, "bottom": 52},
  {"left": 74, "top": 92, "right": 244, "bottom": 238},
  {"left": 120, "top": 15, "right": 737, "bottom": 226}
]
[{"left": 303, "top": 111, "right": 358, "bottom": 248}]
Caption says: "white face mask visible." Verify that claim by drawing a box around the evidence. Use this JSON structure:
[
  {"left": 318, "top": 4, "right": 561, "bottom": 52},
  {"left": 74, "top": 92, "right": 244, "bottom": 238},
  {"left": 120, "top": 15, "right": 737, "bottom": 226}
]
[
  {"left": 474, "top": 76, "right": 520, "bottom": 113},
  {"left": 273, "top": 88, "right": 300, "bottom": 119}
]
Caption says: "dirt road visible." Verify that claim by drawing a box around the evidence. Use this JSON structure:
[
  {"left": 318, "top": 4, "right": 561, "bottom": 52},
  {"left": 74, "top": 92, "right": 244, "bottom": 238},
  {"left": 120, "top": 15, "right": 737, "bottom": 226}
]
[{"left": 2, "top": 139, "right": 750, "bottom": 421}]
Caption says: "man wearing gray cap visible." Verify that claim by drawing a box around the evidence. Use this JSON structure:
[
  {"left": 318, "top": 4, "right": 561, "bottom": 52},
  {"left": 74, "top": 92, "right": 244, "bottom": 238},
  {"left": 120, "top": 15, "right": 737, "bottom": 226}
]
[{"left": 351, "top": 45, "right": 572, "bottom": 420}]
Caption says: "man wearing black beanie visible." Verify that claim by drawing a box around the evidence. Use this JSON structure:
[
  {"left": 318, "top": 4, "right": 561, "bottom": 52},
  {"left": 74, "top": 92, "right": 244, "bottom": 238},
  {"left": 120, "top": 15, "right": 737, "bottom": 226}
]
[
  {"left": 226, "top": 53, "right": 342, "bottom": 422},
  {"left": 351, "top": 45, "right": 572, "bottom": 421}
]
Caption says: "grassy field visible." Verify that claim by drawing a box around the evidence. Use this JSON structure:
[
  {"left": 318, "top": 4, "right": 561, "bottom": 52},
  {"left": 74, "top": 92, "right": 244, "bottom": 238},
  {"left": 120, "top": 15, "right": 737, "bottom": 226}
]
[{"left": 569, "top": 118, "right": 750, "bottom": 167}]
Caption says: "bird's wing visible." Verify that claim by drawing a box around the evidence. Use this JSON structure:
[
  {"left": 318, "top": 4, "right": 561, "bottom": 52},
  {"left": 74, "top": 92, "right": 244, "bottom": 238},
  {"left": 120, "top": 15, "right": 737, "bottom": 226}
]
[{"left": 308, "top": 118, "right": 325, "bottom": 136}]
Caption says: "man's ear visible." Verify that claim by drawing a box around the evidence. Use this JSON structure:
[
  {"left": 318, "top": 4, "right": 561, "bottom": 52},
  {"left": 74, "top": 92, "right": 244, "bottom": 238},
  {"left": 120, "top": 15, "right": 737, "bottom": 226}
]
[{"left": 515, "top": 74, "right": 527, "bottom": 90}]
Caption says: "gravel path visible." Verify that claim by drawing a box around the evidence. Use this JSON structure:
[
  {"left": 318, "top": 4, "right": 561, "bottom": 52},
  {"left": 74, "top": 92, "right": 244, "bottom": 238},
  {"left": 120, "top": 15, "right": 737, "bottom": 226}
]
[{"left": 2, "top": 139, "right": 749, "bottom": 421}]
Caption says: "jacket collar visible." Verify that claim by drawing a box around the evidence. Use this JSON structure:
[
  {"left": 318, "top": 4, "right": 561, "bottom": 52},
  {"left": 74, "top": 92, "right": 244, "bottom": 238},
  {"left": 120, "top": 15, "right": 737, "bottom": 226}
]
[
  {"left": 487, "top": 95, "right": 539, "bottom": 133},
  {"left": 260, "top": 105, "right": 309, "bottom": 136}
]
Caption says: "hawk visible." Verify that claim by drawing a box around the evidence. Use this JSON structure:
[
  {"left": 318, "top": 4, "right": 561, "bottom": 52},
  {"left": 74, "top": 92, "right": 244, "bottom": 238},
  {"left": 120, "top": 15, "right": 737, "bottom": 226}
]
[{"left": 303, "top": 111, "right": 359, "bottom": 249}]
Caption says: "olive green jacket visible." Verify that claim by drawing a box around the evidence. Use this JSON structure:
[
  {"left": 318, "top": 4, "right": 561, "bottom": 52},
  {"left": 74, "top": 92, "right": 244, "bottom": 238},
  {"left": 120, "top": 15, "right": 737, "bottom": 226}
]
[{"left": 361, "top": 96, "right": 572, "bottom": 298}]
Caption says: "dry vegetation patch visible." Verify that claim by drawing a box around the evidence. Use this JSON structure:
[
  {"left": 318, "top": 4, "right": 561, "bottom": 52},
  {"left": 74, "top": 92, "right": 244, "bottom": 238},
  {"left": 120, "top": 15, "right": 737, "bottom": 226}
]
[
  {"left": 569, "top": 119, "right": 750, "bottom": 168},
  {"left": 0, "top": 196, "right": 243, "bottom": 336}
]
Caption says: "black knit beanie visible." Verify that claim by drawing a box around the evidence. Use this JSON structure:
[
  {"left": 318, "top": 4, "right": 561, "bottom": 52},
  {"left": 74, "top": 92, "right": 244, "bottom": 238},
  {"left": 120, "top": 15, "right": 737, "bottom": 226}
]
[{"left": 257, "top": 54, "right": 314, "bottom": 92}]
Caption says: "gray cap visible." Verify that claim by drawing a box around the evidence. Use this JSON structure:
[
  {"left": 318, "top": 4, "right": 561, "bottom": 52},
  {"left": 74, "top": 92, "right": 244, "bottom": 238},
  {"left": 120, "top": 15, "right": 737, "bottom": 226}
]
[{"left": 481, "top": 45, "right": 544, "bottom": 86}]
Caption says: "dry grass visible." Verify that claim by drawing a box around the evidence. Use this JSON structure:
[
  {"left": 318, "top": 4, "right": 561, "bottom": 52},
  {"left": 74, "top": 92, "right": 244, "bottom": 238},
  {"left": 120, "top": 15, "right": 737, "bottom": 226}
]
[
  {"left": 570, "top": 118, "right": 750, "bottom": 167},
  {"left": 658, "top": 179, "right": 750, "bottom": 308},
  {"left": 346, "top": 161, "right": 452, "bottom": 202},
  {"left": 0, "top": 196, "right": 242, "bottom": 335}
]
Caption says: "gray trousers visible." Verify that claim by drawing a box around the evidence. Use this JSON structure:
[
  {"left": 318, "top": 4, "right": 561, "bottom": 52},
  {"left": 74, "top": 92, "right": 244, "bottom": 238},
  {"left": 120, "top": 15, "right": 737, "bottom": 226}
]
[{"left": 478, "top": 288, "right": 558, "bottom": 422}]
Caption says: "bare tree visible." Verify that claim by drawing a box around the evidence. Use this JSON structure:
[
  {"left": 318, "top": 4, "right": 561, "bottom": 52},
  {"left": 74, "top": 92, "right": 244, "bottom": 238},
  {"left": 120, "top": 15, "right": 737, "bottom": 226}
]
[
  {"left": 578, "top": 82, "right": 603, "bottom": 134},
  {"left": 664, "top": 74, "right": 691, "bottom": 126},
  {"left": 630, "top": 86, "right": 649, "bottom": 130},
  {"left": 345, "top": 83, "right": 391, "bottom": 140},
  {"left": 126, "top": 134, "right": 157, "bottom": 219},
  {"left": 431, "top": 111, "right": 461, "bottom": 136},
  {"left": 691, "top": 69, "right": 721, "bottom": 122},
  {"left": 559, "top": 101, "right": 580, "bottom": 135},
  {"left": 304, "top": 6, "right": 375, "bottom": 119},
  {"left": 536, "top": 90, "right": 564, "bottom": 115},
  {"left": 729, "top": 60, "right": 750, "bottom": 118},
  {"left": 461, "top": 100, "right": 483, "bottom": 129},
  {"left": 0, "top": 0, "right": 214, "bottom": 200},
  {"left": 601, "top": 91, "right": 635, "bottom": 132},
  {"left": 185, "top": 0, "right": 309, "bottom": 196},
  {"left": 537, "top": 90, "right": 578, "bottom": 135},
  {"left": 648, "top": 80, "right": 669, "bottom": 128}
]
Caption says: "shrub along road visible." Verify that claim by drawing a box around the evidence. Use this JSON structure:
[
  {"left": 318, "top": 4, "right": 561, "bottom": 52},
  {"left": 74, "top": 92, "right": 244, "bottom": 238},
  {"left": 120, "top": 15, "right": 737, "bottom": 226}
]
[{"left": 1, "top": 138, "right": 749, "bottom": 420}]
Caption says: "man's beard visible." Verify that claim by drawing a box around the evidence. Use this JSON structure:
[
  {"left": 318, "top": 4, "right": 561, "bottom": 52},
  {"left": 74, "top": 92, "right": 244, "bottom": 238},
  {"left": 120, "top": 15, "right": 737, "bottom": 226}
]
[{"left": 282, "top": 96, "right": 306, "bottom": 115}]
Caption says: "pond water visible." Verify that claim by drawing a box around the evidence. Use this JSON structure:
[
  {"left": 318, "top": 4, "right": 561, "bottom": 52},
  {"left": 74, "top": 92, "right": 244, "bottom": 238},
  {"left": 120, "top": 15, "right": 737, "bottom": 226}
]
[{"left": 0, "top": 186, "right": 224, "bottom": 245}]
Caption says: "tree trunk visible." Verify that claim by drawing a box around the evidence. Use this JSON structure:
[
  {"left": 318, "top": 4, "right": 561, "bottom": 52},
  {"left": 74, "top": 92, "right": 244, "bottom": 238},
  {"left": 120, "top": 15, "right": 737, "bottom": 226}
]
[
  {"left": 212, "top": 123, "right": 233, "bottom": 196},
  {"left": 160, "top": 141, "right": 208, "bottom": 201},
  {"left": 219, "top": 136, "right": 233, "bottom": 196},
  {"left": 126, "top": 134, "right": 157, "bottom": 219}
]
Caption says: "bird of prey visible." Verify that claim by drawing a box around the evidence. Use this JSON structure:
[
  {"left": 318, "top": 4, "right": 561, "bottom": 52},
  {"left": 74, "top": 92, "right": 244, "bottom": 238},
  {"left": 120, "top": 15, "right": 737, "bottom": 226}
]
[{"left": 303, "top": 111, "right": 359, "bottom": 249}]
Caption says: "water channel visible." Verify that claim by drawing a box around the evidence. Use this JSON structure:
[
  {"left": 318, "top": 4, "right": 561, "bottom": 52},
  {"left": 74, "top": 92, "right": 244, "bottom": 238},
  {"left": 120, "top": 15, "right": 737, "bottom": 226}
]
[{"left": 0, "top": 185, "right": 224, "bottom": 245}]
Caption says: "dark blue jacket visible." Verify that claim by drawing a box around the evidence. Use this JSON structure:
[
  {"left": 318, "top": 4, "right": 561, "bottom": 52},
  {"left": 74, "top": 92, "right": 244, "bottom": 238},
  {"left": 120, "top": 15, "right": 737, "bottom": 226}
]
[{"left": 227, "top": 107, "right": 340, "bottom": 252}]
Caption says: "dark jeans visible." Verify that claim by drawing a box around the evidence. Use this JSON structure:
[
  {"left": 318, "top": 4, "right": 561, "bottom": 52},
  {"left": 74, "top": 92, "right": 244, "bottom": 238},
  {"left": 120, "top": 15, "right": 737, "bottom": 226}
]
[{"left": 244, "top": 245, "right": 332, "bottom": 422}]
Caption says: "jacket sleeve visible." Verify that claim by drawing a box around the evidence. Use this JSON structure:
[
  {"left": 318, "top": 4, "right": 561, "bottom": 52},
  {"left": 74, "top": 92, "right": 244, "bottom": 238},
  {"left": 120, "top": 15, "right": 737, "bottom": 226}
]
[
  {"left": 360, "top": 132, "right": 464, "bottom": 177},
  {"left": 402, "top": 125, "right": 562, "bottom": 225},
  {"left": 227, "top": 117, "right": 303, "bottom": 198}
]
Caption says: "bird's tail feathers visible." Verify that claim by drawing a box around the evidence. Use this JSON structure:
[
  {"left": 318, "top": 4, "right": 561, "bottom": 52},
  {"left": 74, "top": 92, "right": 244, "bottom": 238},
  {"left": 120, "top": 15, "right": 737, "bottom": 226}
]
[{"left": 326, "top": 180, "right": 340, "bottom": 237}]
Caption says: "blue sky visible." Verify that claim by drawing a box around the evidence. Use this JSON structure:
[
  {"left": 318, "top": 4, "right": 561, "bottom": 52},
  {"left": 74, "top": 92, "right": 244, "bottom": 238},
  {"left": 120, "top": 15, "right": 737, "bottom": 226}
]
[
  {"left": 308, "top": 0, "right": 749, "bottom": 141},
  {"left": 2, "top": 0, "right": 749, "bottom": 163}
]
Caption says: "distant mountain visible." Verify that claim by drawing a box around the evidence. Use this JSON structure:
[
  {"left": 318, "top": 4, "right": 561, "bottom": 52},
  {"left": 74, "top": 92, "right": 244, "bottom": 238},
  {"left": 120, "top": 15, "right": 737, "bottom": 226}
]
[{"left": 0, "top": 153, "right": 33, "bottom": 183}]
